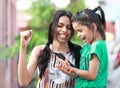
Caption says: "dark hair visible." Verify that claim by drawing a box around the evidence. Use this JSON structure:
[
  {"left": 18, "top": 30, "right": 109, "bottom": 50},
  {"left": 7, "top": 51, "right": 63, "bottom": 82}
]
[
  {"left": 38, "top": 10, "right": 81, "bottom": 78},
  {"left": 72, "top": 6, "right": 106, "bottom": 40}
]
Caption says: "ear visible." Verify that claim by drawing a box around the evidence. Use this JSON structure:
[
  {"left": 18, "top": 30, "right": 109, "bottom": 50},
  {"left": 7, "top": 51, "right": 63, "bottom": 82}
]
[{"left": 90, "top": 23, "right": 97, "bottom": 32}]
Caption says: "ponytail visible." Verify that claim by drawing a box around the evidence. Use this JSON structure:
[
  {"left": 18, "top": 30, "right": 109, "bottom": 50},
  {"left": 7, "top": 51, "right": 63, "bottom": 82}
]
[{"left": 93, "top": 6, "right": 106, "bottom": 30}]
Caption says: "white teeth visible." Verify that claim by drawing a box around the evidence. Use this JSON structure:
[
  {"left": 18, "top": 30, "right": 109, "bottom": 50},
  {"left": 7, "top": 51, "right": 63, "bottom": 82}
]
[
  {"left": 81, "top": 37, "right": 86, "bottom": 42},
  {"left": 81, "top": 36, "right": 85, "bottom": 40},
  {"left": 59, "top": 34, "right": 67, "bottom": 38},
  {"left": 60, "top": 35, "right": 66, "bottom": 38},
  {"left": 83, "top": 37, "right": 85, "bottom": 40}
]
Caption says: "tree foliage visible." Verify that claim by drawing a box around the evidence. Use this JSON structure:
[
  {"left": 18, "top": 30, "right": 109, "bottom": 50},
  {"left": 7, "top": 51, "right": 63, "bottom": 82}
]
[
  {"left": 28, "top": 0, "right": 55, "bottom": 30},
  {"left": 0, "top": 0, "right": 85, "bottom": 59},
  {"left": 66, "top": 0, "right": 85, "bottom": 14}
]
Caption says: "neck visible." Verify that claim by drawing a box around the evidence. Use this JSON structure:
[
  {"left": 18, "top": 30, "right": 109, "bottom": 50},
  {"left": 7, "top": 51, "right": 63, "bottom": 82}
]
[
  {"left": 90, "top": 32, "right": 103, "bottom": 44},
  {"left": 50, "top": 41, "right": 69, "bottom": 53}
]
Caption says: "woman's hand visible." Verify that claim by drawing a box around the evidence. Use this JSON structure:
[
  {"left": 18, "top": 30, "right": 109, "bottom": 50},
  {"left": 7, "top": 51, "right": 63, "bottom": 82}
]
[
  {"left": 20, "top": 30, "right": 32, "bottom": 47},
  {"left": 57, "top": 58, "right": 77, "bottom": 77}
]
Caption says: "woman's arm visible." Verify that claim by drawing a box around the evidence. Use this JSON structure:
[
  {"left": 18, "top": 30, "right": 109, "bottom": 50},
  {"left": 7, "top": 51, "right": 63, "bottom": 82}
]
[{"left": 18, "top": 30, "right": 41, "bottom": 86}]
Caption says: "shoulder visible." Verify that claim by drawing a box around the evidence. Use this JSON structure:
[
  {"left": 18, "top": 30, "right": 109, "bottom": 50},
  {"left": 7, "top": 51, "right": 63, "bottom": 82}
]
[
  {"left": 31, "top": 45, "right": 46, "bottom": 57},
  {"left": 33, "top": 45, "right": 46, "bottom": 51},
  {"left": 68, "top": 41, "right": 82, "bottom": 49},
  {"left": 92, "top": 40, "right": 106, "bottom": 47}
]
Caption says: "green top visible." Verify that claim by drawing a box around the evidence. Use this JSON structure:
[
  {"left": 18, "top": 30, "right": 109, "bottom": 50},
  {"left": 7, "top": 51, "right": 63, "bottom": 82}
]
[{"left": 75, "top": 40, "right": 108, "bottom": 88}]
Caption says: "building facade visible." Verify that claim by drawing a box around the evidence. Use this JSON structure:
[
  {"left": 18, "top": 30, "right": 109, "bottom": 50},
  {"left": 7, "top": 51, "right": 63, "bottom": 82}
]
[{"left": 0, "top": 0, "right": 18, "bottom": 88}]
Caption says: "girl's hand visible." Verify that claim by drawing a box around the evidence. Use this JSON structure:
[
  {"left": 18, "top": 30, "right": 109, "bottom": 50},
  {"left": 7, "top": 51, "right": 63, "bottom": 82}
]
[{"left": 20, "top": 30, "right": 32, "bottom": 47}]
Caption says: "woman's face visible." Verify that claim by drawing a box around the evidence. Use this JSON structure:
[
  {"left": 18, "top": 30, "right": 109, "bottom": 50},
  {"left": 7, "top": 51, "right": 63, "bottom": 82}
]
[
  {"left": 54, "top": 16, "right": 72, "bottom": 43},
  {"left": 72, "top": 22, "right": 94, "bottom": 44}
]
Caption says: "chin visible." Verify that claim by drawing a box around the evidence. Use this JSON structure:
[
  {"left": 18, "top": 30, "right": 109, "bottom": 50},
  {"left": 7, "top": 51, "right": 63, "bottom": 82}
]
[{"left": 58, "top": 39, "right": 68, "bottom": 43}]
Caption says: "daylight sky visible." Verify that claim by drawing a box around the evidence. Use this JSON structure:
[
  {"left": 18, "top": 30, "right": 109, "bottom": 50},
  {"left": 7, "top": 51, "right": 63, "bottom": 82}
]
[{"left": 17, "top": 0, "right": 120, "bottom": 21}]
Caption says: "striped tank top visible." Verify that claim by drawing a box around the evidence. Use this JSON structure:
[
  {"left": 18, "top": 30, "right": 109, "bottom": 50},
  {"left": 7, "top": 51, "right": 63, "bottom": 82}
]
[{"left": 37, "top": 51, "right": 75, "bottom": 88}]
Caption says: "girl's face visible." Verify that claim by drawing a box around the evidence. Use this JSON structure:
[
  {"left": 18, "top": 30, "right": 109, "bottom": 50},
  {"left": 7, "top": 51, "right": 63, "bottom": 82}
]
[
  {"left": 72, "top": 22, "right": 94, "bottom": 44},
  {"left": 54, "top": 16, "right": 72, "bottom": 43}
]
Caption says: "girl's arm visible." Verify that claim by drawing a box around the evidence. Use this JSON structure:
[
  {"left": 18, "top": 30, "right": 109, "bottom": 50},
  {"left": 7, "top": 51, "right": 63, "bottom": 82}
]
[{"left": 58, "top": 54, "right": 100, "bottom": 80}]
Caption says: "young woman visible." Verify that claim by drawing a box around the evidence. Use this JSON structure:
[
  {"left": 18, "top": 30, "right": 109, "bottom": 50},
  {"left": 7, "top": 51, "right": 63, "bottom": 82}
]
[
  {"left": 58, "top": 6, "right": 108, "bottom": 88},
  {"left": 18, "top": 10, "right": 81, "bottom": 88}
]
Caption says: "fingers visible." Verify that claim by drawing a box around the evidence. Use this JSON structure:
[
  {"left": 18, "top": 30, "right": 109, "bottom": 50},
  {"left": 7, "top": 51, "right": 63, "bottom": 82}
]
[
  {"left": 58, "top": 63, "right": 71, "bottom": 75},
  {"left": 65, "top": 59, "right": 70, "bottom": 66},
  {"left": 57, "top": 57, "right": 71, "bottom": 74},
  {"left": 20, "top": 30, "right": 32, "bottom": 46},
  {"left": 57, "top": 57, "right": 70, "bottom": 66},
  {"left": 20, "top": 30, "right": 32, "bottom": 40},
  {"left": 20, "top": 30, "right": 32, "bottom": 36},
  {"left": 25, "top": 30, "right": 32, "bottom": 40},
  {"left": 57, "top": 57, "right": 65, "bottom": 64}
]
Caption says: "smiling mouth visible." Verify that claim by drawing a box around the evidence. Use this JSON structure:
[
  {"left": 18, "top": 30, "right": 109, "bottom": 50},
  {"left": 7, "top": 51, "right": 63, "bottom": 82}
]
[
  {"left": 58, "top": 34, "right": 68, "bottom": 40},
  {"left": 81, "top": 36, "right": 85, "bottom": 41},
  {"left": 83, "top": 36, "right": 85, "bottom": 40},
  {"left": 60, "top": 34, "right": 66, "bottom": 38}
]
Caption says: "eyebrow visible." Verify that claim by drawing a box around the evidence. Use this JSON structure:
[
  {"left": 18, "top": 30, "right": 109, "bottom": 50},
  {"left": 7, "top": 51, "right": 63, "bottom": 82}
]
[{"left": 58, "top": 21, "right": 71, "bottom": 24}]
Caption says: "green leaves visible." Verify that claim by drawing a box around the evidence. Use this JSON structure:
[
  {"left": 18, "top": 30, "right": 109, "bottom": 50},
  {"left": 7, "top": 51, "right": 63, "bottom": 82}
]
[
  {"left": 65, "top": 0, "right": 85, "bottom": 14},
  {"left": 28, "top": 0, "right": 55, "bottom": 29},
  {"left": 1, "top": 0, "right": 85, "bottom": 60}
]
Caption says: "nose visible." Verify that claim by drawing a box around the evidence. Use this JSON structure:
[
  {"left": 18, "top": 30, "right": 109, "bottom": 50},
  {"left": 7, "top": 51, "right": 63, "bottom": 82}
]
[
  {"left": 77, "top": 32, "right": 81, "bottom": 37},
  {"left": 62, "top": 26, "right": 67, "bottom": 32}
]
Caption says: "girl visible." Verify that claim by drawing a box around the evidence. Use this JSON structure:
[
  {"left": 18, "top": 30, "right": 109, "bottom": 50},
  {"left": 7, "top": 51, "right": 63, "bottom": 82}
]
[
  {"left": 58, "top": 6, "right": 108, "bottom": 88},
  {"left": 18, "top": 10, "right": 81, "bottom": 88}
]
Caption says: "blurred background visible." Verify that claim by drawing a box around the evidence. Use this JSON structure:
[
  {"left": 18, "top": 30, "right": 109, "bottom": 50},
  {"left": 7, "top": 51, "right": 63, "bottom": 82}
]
[{"left": 0, "top": 0, "right": 120, "bottom": 88}]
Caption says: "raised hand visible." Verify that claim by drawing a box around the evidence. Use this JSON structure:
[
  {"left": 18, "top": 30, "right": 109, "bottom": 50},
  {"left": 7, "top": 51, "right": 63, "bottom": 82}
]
[{"left": 20, "top": 30, "right": 32, "bottom": 47}]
